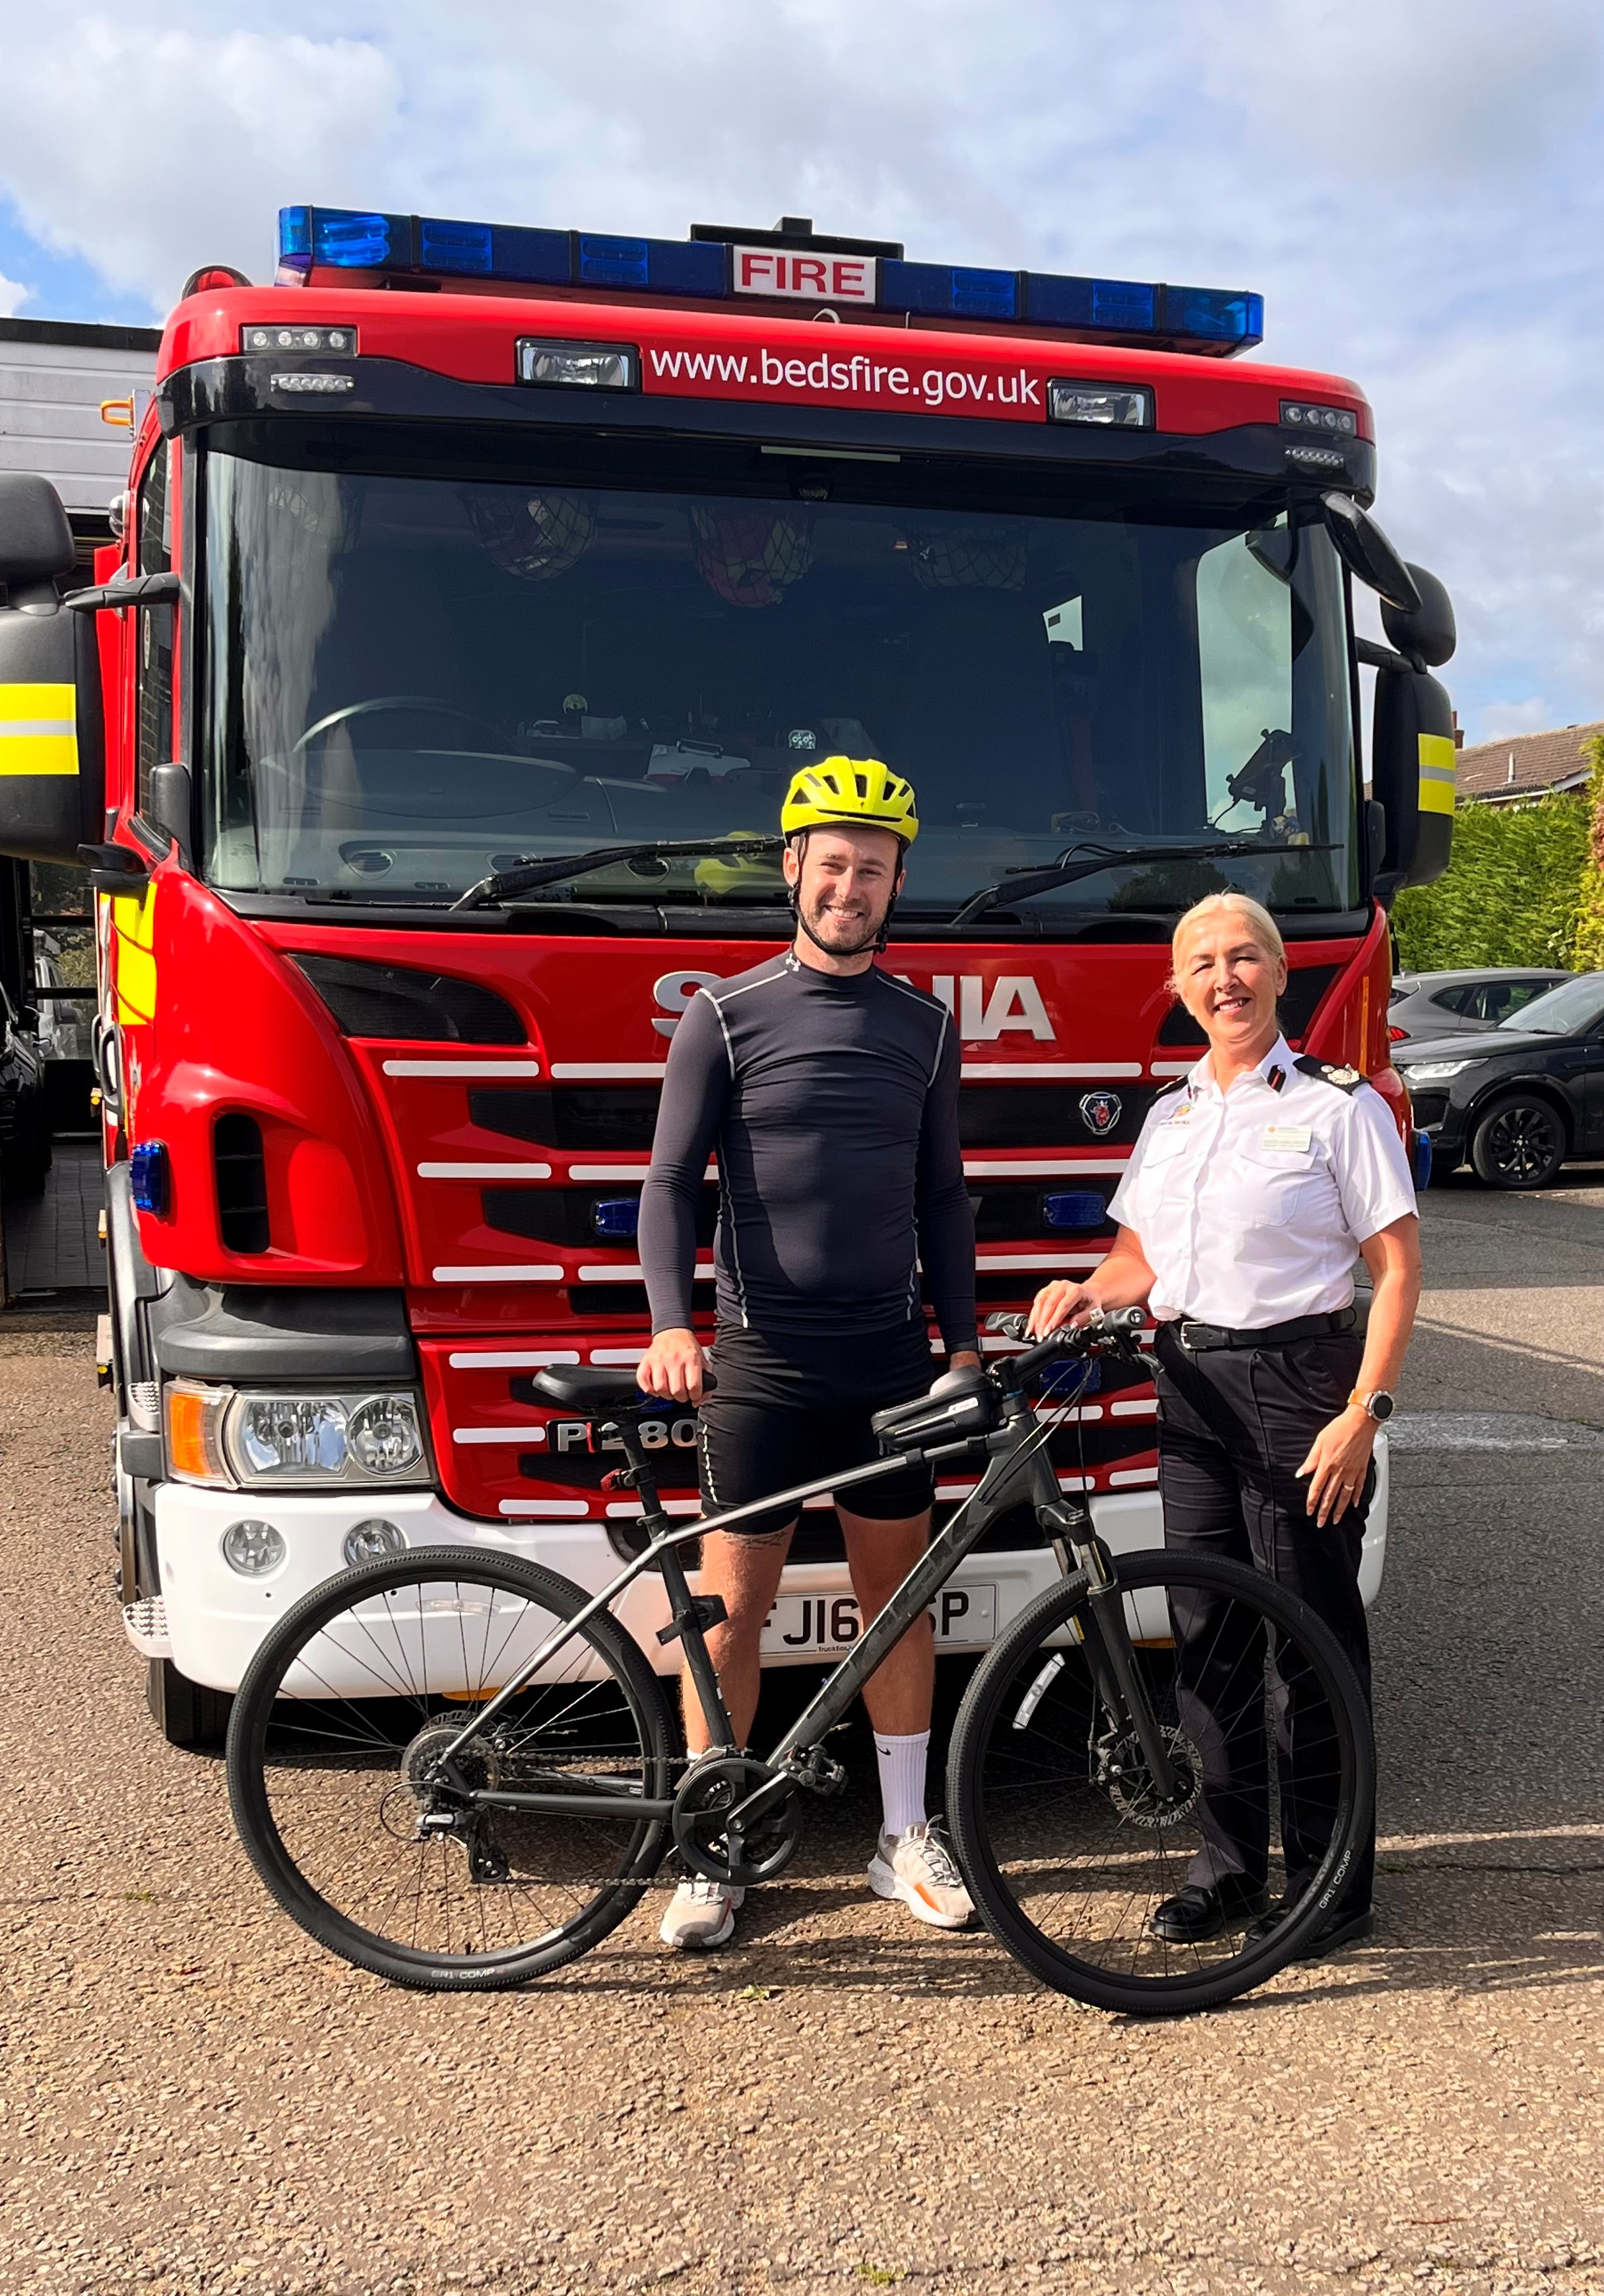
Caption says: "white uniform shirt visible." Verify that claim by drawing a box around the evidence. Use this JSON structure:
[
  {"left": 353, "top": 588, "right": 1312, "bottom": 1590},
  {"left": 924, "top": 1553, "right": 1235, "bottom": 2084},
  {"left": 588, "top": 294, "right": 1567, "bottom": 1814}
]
[{"left": 1107, "top": 1035, "right": 1418, "bottom": 1330}]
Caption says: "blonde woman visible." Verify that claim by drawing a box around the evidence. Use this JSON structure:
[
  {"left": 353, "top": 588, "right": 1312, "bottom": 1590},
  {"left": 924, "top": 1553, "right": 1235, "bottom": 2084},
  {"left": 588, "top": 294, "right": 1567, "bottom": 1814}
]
[{"left": 1027, "top": 892, "right": 1421, "bottom": 1958}]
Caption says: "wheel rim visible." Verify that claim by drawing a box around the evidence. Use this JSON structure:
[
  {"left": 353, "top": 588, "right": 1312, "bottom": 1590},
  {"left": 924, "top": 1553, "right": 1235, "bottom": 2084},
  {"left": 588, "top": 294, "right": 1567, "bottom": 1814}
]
[
  {"left": 957, "top": 1558, "right": 1366, "bottom": 2000},
  {"left": 1485, "top": 1103, "right": 1560, "bottom": 1184},
  {"left": 233, "top": 1560, "right": 666, "bottom": 1971}
]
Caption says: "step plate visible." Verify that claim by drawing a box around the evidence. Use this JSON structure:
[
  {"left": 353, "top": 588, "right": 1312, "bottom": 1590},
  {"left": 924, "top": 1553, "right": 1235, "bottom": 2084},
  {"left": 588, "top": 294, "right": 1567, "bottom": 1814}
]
[{"left": 121, "top": 1596, "right": 172, "bottom": 1661}]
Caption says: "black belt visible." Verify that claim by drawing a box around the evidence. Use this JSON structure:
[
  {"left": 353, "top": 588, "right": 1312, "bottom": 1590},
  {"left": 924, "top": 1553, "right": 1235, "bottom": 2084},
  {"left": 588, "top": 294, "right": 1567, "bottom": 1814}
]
[{"left": 1169, "top": 1308, "right": 1357, "bottom": 1352}]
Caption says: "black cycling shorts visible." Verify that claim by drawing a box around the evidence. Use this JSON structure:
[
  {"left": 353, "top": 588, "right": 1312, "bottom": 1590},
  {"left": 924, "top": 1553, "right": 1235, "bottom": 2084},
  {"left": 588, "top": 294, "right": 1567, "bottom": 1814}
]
[{"left": 697, "top": 1322, "right": 938, "bottom": 1539}]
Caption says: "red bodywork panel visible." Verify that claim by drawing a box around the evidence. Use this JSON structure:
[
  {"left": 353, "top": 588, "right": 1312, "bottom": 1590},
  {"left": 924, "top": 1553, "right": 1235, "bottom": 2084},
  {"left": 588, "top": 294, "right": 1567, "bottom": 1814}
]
[{"left": 158, "top": 286, "right": 1373, "bottom": 442}]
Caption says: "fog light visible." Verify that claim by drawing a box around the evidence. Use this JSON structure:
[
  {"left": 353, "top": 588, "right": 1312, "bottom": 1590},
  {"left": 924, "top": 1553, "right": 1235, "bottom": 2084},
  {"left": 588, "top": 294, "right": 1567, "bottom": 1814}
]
[
  {"left": 1048, "top": 381, "right": 1153, "bottom": 429},
  {"left": 516, "top": 338, "right": 638, "bottom": 391},
  {"left": 221, "top": 1518, "right": 286, "bottom": 1576},
  {"left": 342, "top": 1519, "right": 407, "bottom": 1566},
  {"left": 347, "top": 1395, "right": 424, "bottom": 1476}
]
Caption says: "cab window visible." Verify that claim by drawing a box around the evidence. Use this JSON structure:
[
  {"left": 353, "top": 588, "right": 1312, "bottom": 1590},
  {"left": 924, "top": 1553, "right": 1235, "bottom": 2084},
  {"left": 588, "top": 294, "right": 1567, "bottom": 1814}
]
[{"left": 135, "top": 442, "right": 174, "bottom": 821}]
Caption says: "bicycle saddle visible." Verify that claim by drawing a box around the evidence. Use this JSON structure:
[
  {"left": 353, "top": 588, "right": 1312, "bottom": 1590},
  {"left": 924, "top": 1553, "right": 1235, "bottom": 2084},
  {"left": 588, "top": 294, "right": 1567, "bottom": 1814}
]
[
  {"left": 870, "top": 1363, "right": 996, "bottom": 1449},
  {"left": 530, "top": 1365, "right": 652, "bottom": 1414}
]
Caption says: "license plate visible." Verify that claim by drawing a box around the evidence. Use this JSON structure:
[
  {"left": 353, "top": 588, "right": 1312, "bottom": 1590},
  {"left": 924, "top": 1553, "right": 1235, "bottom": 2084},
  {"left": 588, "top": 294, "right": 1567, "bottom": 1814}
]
[{"left": 761, "top": 1584, "right": 998, "bottom": 1655}]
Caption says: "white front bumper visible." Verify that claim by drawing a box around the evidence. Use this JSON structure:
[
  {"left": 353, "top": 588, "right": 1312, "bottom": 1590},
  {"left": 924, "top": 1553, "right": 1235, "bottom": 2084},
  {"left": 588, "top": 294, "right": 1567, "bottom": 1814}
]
[{"left": 146, "top": 1441, "right": 1388, "bottom": 1695}]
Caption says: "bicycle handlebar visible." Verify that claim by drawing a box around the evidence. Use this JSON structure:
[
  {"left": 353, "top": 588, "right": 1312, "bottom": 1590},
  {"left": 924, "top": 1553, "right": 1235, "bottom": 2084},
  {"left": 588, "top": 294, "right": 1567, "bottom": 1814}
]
[{"left": 983, "top": 1306, "right": 1147, "bottom": 1387}]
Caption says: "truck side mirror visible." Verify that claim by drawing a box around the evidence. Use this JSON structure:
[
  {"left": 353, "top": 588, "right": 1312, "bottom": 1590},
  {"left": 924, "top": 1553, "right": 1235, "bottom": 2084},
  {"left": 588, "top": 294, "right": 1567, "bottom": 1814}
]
[
  {"left": 0, "top": 475, "right": 108, "bottom": 866},
  {"left": 1381, "top": 562, "right": 1456, "bottom": 670},
  {"left": 1371, "top": 663, "right": 1456, "bottom": 900},
  {"left": 1320, "top": 491, "right": 1421, "bottom": 613}
]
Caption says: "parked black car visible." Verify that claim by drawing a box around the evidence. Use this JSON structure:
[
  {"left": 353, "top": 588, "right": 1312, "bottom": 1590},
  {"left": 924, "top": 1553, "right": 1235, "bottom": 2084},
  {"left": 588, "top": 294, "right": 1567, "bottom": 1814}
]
[
  {"left": 0, "top": 982, "right": 49, "bottom": 1195},
  {"left": 1396, "top": 972, "right": 1604, "bottom": 1189},
  {"left": 1390, "top": 966, "right": 1573, "bottom": 1044}
]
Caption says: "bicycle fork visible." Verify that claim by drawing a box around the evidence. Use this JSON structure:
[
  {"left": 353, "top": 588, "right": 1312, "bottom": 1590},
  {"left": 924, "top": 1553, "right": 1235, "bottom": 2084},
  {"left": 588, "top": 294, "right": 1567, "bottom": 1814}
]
[{"left": 1041, "top": 1495, "right": 1182, "bottom": 1807}]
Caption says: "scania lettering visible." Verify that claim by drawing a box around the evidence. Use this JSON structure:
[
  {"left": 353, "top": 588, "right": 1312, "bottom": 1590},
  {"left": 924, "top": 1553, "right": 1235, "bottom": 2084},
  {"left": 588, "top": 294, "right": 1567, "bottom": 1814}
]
[{"left": 0, "top": 207, "right": 1455, "bottom": 1745}]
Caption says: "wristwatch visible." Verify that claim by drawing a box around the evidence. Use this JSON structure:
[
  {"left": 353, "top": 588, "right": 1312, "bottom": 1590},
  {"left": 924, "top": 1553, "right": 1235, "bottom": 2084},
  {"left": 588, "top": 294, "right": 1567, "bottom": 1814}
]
[{"left": 1349, "top": 1389, "right": 1395, "bottom": 1423}]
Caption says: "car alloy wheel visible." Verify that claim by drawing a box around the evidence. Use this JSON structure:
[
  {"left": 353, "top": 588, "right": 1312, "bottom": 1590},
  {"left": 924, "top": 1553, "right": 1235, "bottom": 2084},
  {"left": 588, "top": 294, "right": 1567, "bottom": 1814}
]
[{"left": 1471, "top": 1096, "right": 1564, "bottom": 1190}]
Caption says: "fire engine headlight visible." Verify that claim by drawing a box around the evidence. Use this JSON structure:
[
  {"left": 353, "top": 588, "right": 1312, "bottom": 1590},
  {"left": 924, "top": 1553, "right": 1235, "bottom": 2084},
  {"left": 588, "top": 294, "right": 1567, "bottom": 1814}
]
[
  {"left": 346, "top": 1396, "right": 425, "bottom": 1477},
  {"left": 234, "top": 1396, "right": 350, "bottom": 1480},
  {"left": 164, "top": 1385, "right": 433, "bottom": 1490}
]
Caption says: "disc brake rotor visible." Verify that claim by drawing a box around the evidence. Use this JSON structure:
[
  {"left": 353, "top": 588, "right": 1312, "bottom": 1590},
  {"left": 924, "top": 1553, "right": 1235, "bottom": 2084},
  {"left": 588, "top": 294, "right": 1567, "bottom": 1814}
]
[{"left": 1095, "top": 1725, "right": 1203, "bottom": 1831}]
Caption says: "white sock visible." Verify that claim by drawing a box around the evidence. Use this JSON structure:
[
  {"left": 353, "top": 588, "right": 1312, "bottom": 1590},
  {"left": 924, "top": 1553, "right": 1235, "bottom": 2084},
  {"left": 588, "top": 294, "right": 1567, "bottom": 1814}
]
[{"left": 874, "top": 1730, "right": 930, "bottom": 1841}]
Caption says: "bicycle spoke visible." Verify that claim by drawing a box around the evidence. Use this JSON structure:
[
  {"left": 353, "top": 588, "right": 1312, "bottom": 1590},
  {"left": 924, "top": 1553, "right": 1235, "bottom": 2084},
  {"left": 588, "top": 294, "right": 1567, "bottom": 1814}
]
[
  {"left": 229, "top": 1552, "right": 675, "bottom": 1984},
  {"left": 951, "top": 1551, "right": 1371, "bottom": 2010}
]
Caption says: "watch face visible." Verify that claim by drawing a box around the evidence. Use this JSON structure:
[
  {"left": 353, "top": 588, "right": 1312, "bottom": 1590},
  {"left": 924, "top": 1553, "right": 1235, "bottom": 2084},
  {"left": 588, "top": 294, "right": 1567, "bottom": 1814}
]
[{"left": 1369, "top": 1391, "right": 1395, "bottom": 1422}]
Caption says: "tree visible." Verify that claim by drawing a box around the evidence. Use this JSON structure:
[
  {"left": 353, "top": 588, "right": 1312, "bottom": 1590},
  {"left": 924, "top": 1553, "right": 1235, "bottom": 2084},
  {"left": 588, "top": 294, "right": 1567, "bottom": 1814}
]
[{"left": 1391, "top": 787, "right": 1592, "bottom": 973}]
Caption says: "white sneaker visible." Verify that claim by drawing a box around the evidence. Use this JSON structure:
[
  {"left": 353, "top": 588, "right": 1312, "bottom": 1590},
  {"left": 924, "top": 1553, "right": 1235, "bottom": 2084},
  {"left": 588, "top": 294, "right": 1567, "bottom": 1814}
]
[
  {"left": 868, "top": 1822, "right": 976, "bottom": 1931},
  {"left": 659, "top": 1876, "right": 744, "bottom": 1951}
]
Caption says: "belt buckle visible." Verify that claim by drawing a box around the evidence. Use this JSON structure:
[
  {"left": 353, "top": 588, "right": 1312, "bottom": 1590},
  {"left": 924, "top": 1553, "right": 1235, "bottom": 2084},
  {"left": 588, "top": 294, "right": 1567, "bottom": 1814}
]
[{"left": 1179, "top": 1321, "right": 1206, "bottom": 1352}]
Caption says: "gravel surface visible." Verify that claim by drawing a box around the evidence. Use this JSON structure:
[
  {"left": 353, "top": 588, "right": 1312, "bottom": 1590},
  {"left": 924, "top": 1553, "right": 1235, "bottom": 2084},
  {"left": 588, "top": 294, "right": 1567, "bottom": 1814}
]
[{"left": 3, "top": 1185, "right": 1603, "bottom": 2296}]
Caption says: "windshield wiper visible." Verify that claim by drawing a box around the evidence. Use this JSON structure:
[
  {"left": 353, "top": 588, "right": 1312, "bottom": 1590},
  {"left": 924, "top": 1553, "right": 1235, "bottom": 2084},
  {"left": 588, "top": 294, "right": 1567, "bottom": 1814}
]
[
  {"left": 947, "top": 840, "right": 1335, "bottom": 929},
  {"left": 453, "top": 835, "right": 785, "bottom": 912}
]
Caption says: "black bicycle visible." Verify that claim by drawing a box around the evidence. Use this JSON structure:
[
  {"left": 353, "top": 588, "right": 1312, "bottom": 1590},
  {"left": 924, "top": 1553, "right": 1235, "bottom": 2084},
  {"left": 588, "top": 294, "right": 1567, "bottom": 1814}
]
[{"left": 225, "top": 1313, "right": 1374, "bottom": 2015}]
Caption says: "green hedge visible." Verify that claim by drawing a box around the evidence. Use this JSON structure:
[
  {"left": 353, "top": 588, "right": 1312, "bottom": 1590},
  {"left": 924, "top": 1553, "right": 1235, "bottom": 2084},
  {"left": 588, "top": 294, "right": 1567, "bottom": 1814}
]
[{"left": 1392, "top": 784, "right": 1593, "bottom": 973}]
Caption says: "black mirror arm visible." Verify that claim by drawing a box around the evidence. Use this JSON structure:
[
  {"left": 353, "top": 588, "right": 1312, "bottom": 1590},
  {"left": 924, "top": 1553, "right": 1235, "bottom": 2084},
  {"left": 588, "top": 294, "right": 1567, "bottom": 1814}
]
[
  {"left": 77, "top": 842, "right": 150, "bottom": 898},
  {"left": 1356, "top": 635, "right": 1427, "bottom": 677},
  {"left": 67, "top": 571, "right": 180, "bottom": 614}
]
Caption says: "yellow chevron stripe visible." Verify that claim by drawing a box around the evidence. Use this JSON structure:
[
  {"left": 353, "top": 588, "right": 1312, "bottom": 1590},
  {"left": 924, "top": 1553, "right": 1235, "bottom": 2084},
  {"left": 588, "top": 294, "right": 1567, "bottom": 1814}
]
[
  {"left": 1418, "top": 732, "right": 1457, "bottom": 817},
  {"left": 0, "top": 682, "right": 77, "bottom": 777}
]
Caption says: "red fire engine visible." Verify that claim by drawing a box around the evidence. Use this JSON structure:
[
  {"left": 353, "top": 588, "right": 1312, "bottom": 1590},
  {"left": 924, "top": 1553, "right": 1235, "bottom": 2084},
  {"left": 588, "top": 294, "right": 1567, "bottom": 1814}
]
[{"left": 0, "top": 207, "right": 1456, "bottom": 1744}]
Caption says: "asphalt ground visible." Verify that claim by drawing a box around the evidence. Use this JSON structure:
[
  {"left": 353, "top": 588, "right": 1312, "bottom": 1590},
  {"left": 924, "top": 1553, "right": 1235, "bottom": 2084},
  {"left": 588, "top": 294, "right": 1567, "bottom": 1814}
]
[{"left": 3, "top": 1173, "right": 1604, "bottom": 2296}]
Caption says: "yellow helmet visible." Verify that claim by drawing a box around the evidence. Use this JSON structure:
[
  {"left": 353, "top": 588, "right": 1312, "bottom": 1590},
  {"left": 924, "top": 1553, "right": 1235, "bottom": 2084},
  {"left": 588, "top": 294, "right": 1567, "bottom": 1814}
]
[{"left": 781, "top": 756, "right": 919, "bottom": 845}]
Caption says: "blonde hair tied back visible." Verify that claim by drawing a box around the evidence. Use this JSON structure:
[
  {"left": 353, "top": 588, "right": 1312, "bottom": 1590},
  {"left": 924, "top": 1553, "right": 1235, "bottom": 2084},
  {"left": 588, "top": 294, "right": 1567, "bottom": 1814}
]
[{"left": 1168, "top": 892, "right": 1286, "bottom": 995}]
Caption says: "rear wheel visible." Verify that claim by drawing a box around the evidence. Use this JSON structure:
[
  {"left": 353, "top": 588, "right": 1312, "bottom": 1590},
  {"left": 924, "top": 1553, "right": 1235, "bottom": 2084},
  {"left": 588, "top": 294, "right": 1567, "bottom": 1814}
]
[
  {"left": 1470, "top": 1093, "right": 1566, "bottom": 1189},
  {"left": 226, "top": 1549, "right": 676, "bottom": 1990},
  {"left": 948, "top": 1552, "right": 1373, "bottom": 2016}
]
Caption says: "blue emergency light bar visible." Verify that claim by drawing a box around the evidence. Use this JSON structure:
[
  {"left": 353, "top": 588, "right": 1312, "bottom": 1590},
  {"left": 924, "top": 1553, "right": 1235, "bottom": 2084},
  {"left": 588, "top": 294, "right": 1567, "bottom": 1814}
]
[{"left": 276, "top": 207, "right": 1264, "bottom": 354}]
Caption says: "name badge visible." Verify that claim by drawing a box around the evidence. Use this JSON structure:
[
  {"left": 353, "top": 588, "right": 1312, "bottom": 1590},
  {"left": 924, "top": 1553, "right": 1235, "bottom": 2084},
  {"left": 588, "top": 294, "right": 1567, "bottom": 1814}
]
[
  {"left": 1261, "top": 1123, "right": 1312, "bottom": 1153},
  {"left": 1165, "top": 1101, "right": 1195, "bottom": 1126}
]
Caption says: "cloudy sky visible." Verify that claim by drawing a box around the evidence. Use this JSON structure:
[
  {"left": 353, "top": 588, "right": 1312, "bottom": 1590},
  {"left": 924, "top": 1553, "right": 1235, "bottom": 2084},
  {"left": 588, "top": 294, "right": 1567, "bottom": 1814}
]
[{"left": 2, "top": 0, "right": 1599, "bottom": 746}]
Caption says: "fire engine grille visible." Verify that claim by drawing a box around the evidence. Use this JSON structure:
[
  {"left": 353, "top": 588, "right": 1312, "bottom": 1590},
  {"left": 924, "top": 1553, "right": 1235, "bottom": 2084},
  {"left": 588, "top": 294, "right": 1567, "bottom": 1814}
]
[
  {"left": 214, "top": 1113, "right": 270, "bottom": 1255},
  {"left": 470, "top": 1080, "right": 1159, "bottom": 1150}
]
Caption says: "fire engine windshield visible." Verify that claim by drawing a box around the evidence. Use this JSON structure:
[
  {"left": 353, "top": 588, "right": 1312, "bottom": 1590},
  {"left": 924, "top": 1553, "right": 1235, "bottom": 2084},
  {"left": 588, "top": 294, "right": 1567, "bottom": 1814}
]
[{"left": 198, "top": 445, "right": 1360, "bottom": 926}]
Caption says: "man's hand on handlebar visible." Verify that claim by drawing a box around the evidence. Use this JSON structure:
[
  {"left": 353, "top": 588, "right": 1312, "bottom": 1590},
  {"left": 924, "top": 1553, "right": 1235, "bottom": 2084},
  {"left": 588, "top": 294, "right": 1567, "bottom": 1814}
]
[{"left": 637, "top": 1327, "right": 707, "bottom": 1405}]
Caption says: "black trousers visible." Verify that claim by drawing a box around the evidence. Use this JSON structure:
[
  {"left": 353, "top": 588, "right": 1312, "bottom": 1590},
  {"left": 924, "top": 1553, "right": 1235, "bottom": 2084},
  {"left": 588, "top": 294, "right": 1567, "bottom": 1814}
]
[{"left": 1153, "top": 1321, "right": 1376, "bottom": 1915}]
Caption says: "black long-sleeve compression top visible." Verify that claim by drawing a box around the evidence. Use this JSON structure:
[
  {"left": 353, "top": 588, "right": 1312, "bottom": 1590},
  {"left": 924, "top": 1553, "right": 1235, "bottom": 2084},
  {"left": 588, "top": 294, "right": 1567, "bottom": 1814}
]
[{"left": 639, "top": 951, "right": 978, "bottom": 1356}]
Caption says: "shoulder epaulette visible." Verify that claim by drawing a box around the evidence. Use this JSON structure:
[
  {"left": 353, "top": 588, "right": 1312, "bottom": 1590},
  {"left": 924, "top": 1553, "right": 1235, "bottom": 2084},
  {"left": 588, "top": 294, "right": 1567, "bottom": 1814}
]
[
  {"left": 1153, "top": 1076, "right": 1188, "bottom": 1099},
  {"left": 1293, "top": 1054, "right": 1364, "bottom": 1095}
]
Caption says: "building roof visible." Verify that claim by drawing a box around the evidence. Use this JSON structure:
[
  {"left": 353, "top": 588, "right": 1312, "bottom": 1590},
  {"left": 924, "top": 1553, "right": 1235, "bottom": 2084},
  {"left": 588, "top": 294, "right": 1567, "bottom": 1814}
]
[
  {"left": 1457, "top": 720, "right": 1604, "bottom": 805},
  {"left": 0, "top": 315, "right": 160, "bottom": 520}
]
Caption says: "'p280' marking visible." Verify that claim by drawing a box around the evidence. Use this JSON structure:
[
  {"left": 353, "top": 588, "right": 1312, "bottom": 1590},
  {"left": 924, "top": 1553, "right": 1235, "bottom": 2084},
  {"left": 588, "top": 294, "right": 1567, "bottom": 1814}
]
[{"left": 549, "top": 1416, "right": 698, "bottom": 1454}]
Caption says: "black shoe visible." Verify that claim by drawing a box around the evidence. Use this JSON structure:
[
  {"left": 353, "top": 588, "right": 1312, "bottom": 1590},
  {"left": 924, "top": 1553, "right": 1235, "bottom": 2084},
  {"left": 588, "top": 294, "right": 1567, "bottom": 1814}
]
[
  {"left": 1243, "top": 1897, "right": 1375, "bottom": 1960},
  {"left": 1149, "top": 1878, "right": 1270, "bottom": 1944}
]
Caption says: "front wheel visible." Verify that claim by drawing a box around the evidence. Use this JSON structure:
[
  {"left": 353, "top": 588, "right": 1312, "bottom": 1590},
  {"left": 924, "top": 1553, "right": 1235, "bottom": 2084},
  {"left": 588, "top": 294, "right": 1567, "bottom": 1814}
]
[
  {"left": 1469, "top": 1092, "right": 1566, "bottom": 1189},
  {"left": 947, "top": 1551, "right": 1373, "bottom": 2016},
  {"left": 226, "top": 1548, "right": 677, "bottom": 1990}
]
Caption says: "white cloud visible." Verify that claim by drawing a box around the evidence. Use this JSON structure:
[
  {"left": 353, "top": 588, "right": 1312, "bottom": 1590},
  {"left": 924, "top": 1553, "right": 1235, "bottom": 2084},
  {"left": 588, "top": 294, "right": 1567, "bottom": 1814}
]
[
  {"left": 0, "top": 272, "right": 30, "bottom": 317},
  {"left": 0, "top": 19, "right": 401, "bottom": 304},
  {"left": 0, "top": 0, "right": 1601, "bottom": 733}
]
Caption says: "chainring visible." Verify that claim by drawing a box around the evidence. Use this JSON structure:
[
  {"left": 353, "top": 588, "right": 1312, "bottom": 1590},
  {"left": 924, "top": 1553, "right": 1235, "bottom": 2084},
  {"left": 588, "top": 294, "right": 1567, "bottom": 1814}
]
[{"left": 671, "top": 1754, "right": 800, "bottom": 1886}]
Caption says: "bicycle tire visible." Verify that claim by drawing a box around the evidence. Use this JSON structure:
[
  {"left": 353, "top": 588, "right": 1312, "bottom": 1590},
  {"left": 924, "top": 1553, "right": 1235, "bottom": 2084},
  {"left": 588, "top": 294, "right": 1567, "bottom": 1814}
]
[
  {"left": 947, "top": 1550, "right": 1374, "bottom": 2015},
  {"left": 226, "top": 1548, "right": 677, "bottom": 1990}
]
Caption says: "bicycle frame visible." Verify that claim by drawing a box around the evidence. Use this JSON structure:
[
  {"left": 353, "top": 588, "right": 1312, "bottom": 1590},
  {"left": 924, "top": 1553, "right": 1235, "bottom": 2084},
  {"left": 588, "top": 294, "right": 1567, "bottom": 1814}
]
[{"left": 437, "top": 1342, "right": 1180, "bottom": 1827}]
